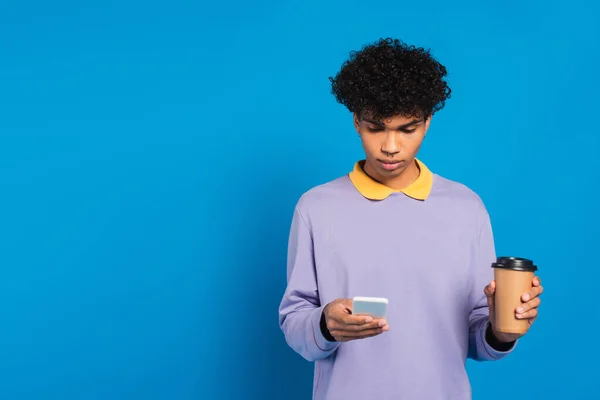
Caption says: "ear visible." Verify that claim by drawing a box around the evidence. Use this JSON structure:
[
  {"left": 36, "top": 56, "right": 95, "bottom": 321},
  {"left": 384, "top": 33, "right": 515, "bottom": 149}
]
[
  {"left": 353, "top": 113, "right": 361, "bottom": 133},
  {"left": 424, "top": 115, "right": 432, "bottom": 135}
]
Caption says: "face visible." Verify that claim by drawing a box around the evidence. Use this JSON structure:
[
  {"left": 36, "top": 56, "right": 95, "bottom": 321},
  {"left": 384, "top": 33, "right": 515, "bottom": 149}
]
[{"left": 354, "top": 112, "right": 431, "bottom": 184}]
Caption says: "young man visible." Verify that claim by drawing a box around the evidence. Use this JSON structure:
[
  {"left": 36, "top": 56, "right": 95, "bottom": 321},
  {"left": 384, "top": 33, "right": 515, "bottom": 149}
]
[{"left": 278, "top": 38, "right": 543, "bottom": 399}]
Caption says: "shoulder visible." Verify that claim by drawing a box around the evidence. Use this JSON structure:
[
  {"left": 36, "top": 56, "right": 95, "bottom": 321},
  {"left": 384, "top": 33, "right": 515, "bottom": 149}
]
[
  {"left": 296, "top": 174, "right": 353, "bottom": 207},
  {"left": 432, "top": 174, "right": 485, "bottom": 204},
  {"left": 431, "top": 173, "right": 490, "bottom": 222},
  {"left": 292, "top": 174, "right": 356, "bottom": 220}
]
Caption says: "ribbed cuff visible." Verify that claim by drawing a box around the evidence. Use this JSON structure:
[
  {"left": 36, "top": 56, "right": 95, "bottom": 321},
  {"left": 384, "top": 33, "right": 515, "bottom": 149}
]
[
  {"left": 482, "top": 321, "right": 517, "bottom": 358},
  {"left": 485, "top": 323, "right": 515, "bottom": 352},
  {"left": 320, "top": 308, "right": 337, "bottom": 342},
  {"left": 311, "top": 306, "right": 339, "bottom": 352}
]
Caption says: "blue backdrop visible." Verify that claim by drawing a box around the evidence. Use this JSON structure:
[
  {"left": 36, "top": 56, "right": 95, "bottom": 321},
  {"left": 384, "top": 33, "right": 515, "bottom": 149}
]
[{"left": 1, "top": 0, "right": 598, "bottom": 399}]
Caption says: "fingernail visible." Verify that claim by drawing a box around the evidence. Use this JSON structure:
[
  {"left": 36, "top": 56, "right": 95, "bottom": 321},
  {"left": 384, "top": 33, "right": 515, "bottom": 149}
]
[
  {"left": 378, "top": 320, "right": 386, "bottom": 327},
  {"left": 516, "top": 307, "right": 524, "bottom": 314},
  {"left": 365, "top": 317, "right": 373, "bottom": 323},
  {"left": 382, "top": 325, "right": 389, "bottom": 331},
  {"left": 523, "top": 294, "right": 530, "bottom": 301},
  {"left": 516, "top": 314, "right": 524, "bottom": 319}
]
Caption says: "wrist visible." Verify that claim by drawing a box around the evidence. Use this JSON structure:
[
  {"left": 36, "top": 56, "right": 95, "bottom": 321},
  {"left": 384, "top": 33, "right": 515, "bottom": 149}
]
[
  {"left": 320, "top": 306, "right": 337, "bottom": 342},
  {"left": 485, "top": 323, "right": 515, "bottom": 351}
]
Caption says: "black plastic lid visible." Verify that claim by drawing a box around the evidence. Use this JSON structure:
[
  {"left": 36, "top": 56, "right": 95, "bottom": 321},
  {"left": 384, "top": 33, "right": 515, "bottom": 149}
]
[{"left": 491, "top": 256, "right": 537, "bottom": 272}]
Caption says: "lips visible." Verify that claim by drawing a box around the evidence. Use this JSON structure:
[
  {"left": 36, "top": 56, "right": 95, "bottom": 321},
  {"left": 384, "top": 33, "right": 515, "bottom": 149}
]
[{"left": 378, "top": 159, "right": 402, "bottom": 171}]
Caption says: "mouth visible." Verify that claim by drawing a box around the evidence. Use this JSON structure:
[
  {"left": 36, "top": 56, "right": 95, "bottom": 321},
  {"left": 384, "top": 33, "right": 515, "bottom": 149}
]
[{"left": 378, "top": 159, "right": 403, "bottom": 171}]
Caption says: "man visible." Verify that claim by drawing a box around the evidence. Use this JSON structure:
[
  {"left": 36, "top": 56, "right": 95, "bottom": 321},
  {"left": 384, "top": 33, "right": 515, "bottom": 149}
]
[{"left": 278, "top": 38, "right": 543, "bottom": 399}]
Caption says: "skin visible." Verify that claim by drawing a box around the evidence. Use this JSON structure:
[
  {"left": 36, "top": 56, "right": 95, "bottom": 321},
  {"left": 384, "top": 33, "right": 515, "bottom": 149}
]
[
  {"left": 323, "top": 299, "right": 389, "bottom": 342},
  {"left": 354, "top": 112, "right": 430, "bottom": 191},
  {"left": 485, "top": 277, "right": 543, "bottom": 343},
  {"left": 323, "top": 112, "right": 543, "bottom": 344}
]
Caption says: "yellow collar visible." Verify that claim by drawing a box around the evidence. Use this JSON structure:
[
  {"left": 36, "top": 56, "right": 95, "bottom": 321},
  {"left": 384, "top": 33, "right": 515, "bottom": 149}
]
[{"left": 348, "top": 159, "right": 433, "bottom": 201}]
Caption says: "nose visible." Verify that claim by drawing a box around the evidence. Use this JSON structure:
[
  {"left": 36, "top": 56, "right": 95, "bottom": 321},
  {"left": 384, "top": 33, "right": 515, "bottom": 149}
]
[{"left": 381, "top": 132, "right": 400, "bottom": 156}]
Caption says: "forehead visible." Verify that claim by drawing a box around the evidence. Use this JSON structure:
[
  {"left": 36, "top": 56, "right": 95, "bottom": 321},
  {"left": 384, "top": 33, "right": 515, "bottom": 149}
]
[{"left": 362, "top": 114, "right": 423, "bottom": 127}]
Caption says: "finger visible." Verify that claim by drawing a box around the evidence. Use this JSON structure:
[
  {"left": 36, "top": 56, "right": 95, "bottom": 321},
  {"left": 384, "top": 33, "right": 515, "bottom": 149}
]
[
  {"left": 336, "top": 313, "right": 376, "bottom": 325},
  {"left": 522, "top": 285, "right": 544, "bottom": 302},
  {"left": 333, "top": 325, "right": 389, "bottom": 340},
  {"left": 333, "top": 325, "right": 388, "bottom": 338},
  {"left": 343, "top": 329, "right": 386, "bottom": 341},
  {"left": 483, "top": 280, "right": 496, "bottom": 297},
  {"left": 516, "top": 308, "right": 538, "bottom": 320},
  {"left": 329, "top": 318, "right": 387, "bottom": 332},
  {"left": 515, "top": 297, "right": 541, "bottom": 314},
  {"left": 533, "top": 276, "right": 541, "bottom": 286},
  {"left": 334, "top": 299, "right": 355, "bottom": 315},
  {"left": 329, "top": 303, "right": 374, "bottom": 324},
  {"left": 483, "top": 281, "right": 495, "bottom": 316}
]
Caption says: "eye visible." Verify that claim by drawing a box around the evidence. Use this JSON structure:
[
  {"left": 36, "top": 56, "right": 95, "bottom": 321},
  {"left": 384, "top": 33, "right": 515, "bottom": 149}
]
[
  {"left": 402, "top": 128, "right": 417, "bottom": 134},
  {"left": 367, "top": 126, "right": 384, "bottom": 133}
]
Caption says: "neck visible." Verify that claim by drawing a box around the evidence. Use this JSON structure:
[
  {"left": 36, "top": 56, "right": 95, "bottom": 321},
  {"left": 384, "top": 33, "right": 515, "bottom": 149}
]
[{"left": 363, "top": 159, "right": 421, "bottom": 191}]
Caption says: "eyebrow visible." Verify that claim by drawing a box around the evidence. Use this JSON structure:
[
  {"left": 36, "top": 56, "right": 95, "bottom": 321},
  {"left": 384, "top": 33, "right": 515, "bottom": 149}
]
[{"left": 363, "top": 118, "right": 423, "bottom": 129}]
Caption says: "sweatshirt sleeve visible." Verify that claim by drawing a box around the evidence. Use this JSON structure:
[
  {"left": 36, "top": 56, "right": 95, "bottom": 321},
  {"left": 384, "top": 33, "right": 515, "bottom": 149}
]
[
  {"left": 467, "top": 204, "right": 517, "bottom": 361},
  {"left": 278, "top": 205, "right": 340, "bottom": 362}
]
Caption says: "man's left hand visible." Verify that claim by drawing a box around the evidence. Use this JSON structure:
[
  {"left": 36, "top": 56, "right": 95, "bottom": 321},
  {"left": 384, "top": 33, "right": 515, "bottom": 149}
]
[{"left": 484, "top": 276, "right": 544, "bottom": 343}]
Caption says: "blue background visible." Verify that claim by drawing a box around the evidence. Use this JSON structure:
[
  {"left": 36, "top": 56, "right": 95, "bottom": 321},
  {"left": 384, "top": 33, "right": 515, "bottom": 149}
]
[{"left": 1, "top": 0, "right": 598, "bottom": 399}]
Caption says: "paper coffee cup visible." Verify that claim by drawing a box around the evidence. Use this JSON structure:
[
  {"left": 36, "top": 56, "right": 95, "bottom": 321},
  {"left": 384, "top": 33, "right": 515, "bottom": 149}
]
[{"left": 491, "top": 257, "right": 538, "bottom": 334}]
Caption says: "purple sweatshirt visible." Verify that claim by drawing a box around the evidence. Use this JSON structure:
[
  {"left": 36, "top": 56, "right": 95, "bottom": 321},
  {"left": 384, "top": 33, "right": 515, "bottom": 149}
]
[{"left": 278, "top": 159, "right": 516, "bottom": 400}]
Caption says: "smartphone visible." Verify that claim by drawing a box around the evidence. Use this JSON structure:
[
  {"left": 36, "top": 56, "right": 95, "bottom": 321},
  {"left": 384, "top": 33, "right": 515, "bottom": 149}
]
[{"left": 351, "top": 296, "right": 388, "bottom": 318}]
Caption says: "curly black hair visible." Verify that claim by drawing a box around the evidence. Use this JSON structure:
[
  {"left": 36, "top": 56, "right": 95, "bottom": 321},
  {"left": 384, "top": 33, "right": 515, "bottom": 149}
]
[{"left": 329, "top": 38, "right": 451, "bottom": 122}]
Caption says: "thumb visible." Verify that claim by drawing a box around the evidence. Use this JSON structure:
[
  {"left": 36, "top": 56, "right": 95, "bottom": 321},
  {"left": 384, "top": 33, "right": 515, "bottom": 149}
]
[
  {"left": 340, "top": 298, "right": 353, "bottom": 307},
  {"left": 484, "top": 281, "right": 497, "bottom": 309},
  {"left": 484, "top": 280, "right": 496, "bottom": 298},
  {"left": 484, "top": 281, "right": 496, "bottom": 318},
  {"left": 336, "top": 298, "right": 353, "bottom": 313}
]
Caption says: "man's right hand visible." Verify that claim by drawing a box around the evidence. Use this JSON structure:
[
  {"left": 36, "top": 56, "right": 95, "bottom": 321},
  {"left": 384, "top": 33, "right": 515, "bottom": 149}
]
[{"left": 323, "top": 298, "right": 389, "bottom": 342}]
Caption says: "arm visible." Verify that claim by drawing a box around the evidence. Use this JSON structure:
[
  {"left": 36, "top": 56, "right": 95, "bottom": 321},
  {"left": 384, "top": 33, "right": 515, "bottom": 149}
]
[
  {"left": 278, "top": 205, "right": 340, "bottom": 362},
  {"left": 467, "top": 206, "right": 517, "bottom": 361}
]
